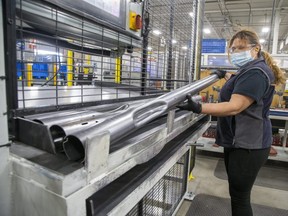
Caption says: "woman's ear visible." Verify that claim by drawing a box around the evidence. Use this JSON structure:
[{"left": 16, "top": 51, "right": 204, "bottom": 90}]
[{"left": 253, "top": 46, "right": 261, "bottom": 58}]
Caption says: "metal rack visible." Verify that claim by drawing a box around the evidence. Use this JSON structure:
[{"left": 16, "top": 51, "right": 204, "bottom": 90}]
[
  {"left": 3, "top": 0, "right": 204, "bottom": 117},
  {"left": 3, "top": 0, "right": 209, "bottom": 216}
]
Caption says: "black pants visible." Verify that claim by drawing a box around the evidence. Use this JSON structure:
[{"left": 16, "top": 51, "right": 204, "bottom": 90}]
[{"left": 224, "top": 147, "right": 270, "bottom": 216}]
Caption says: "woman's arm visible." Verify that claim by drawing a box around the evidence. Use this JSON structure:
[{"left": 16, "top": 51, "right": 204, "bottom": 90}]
[
  {"left": 224, "top": 73, "right": 232, "bottom": 81},
  {"left": 201, "top": 93, "right": 254, "bottom": 116}
]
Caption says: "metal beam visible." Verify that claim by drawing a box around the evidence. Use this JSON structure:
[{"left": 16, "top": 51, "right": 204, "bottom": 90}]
[
  {"left": 205, "top": 7, "right": 288, "bottom": 13},
  {"left": 268, "top": 0, "right": 277, "bottom": 52},
  {"left": 0, "top": 0, "right": 11, "bottom": 215}
]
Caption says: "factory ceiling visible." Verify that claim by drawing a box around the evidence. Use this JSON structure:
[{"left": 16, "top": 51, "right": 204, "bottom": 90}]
[{"left": 204, "top": 0, "right": 288, "bottom": 53}]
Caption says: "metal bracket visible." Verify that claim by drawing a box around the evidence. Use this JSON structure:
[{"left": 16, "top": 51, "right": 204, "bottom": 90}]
[
  {"left": 0, "top": 142, "right": 11, "bottom": 148},
  {"left": 187, "top": 142, "right": 204, "bottom": 147},
  {"left": 183, "top": 191, "right": 196, "bottom": 201},
  {"left": 85, "top": 132, "right": 110, "bottom": 183},
  {"left": 167, "top": 109, "right": 176, "bottom": 134},
  {"left": 0, "top": 76, "right": 6, "bottom": 80}
]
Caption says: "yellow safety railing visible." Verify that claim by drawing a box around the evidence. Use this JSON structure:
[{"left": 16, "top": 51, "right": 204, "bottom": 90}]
[
  {"left": 27, "top": 63, "right": 33, "bottom": 87},
  {"left": 67, "top": 50, "right": 73, "bottom": 86},
  {"left": 115, "top": 57, "right": 121, "bottom": 84},
  {"left": 53, "top": 64, "right": 57, "bottom": 86}
]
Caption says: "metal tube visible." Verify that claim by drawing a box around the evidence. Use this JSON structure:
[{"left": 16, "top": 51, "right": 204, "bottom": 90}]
[
  {"left": 49, "top": 109, "right": 127, "bottom": 147},
  {"left": 28, "top": 101, "right": 148, "bottom": 153},
  {"left": 27, "top": 103, "right": 131, "bottom": 126},
  {"left": 64, "top": 74, "right": 220, "bottom": 161}
]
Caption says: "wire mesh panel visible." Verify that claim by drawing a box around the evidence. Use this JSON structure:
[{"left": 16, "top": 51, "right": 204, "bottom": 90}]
[
  {"left": 15, "top": 0, "right": 141, "bottom": 109},
  {"left": 126, "top": 152, "right": 189, "bottom": 216},
  {"left": 146, "top": 0, "right": 198, "bottom": 90},
  {"left": 10, "top": 0, "right": 199, "bottom": 112}
]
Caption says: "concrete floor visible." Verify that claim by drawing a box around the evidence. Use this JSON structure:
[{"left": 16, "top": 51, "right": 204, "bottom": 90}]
[{"left": 176, "top": 148, "right": 288, "bottom": 216}]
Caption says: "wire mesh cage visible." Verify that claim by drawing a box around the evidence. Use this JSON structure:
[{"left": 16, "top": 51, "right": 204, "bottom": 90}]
[
  {"left": 7, "top": 0, "right": 201, "bottom": 115},
  {"left": 147, "top": 0, "right": 198, "bottom": 90},
  {"left": 15, "top": 0, "right": 143, "bottom": 109},
  {"left": 126, "top": 152, "right": 189, "bottom": 216}
]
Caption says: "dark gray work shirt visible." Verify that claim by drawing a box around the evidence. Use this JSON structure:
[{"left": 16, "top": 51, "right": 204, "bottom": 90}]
[{"left": 215, "top": 57, "right": 275, "bottom": 149}]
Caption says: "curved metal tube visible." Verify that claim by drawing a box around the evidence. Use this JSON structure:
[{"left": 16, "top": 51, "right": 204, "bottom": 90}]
[
  {"left": 48, "top": 101, "right": 150, "bottom": 152},
  {"left": 64, "top": 74, "right": 220, "bottom": 161},
  {"left": 29, "top": 103, "right": 132, "bottom": 127}
]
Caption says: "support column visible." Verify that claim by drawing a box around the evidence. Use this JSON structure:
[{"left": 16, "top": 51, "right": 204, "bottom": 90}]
[
  {"left": 194, "top": 0, "right": 204, "bottom": 81},
  {"left": 272, "top": 10, "right": 281, "bottom": 54},
  {"left": 189, "top": 0, "right": 197, "bottom": 83},
  {"left": 166, "top": 0, "right": 175, "bottom": 90},
  {"left": 0, "top": 0, "right": 11, "bottom": 215},
  {"left": 140, "top": 0, "right": 150, "bottom": 95},
  {"left": 53, "top": 64, "right": 57, "bottom": 86},
  {"left": 115, "top": 57, "right": 122, "bottom": 84},
  {"left": 67, "top": 50, "right": 73, "bottom": 86},
  {"left": 27, "top": 63, "right": 33, "bottom": 87}
]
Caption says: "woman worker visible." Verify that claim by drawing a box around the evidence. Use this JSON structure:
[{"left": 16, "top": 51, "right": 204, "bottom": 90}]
[{"left": 178, "top": 29, "right": 286, "bottom": 216}]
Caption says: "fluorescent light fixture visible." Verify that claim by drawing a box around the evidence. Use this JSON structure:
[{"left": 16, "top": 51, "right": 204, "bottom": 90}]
[
  {"left": 280, "top": 41, "right": 284, "bottom": 50},
  {"left": 147, "top": 46, "right": 152, "bottom": 51},
  {"left": 203, "top": 28, "right": 211, "bottom": 34},
  {"left": 36, "top": 50, "right": 62, "bottom": 56},
  {"left": 152, "top": 30, "right": 162, "bottom": 35},
  {"left": 182, "top": 46, "right": 188, "bottom": 50},
  {"left": 262, "top": 27, "right": 269, "bottom": 33},
  {"left": 189, "top": 12, "right": 194, "bottom": 17},
  {"left": 172, "top": 39, "right": 177, "bottom": 44},
  {"left": 259, "top": 39, "right": 265, "bottom": 43}
]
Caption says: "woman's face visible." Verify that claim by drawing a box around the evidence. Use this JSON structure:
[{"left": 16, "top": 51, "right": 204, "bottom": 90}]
[{"left": 229, "top": 38, "right": 259, "bottom": 58}]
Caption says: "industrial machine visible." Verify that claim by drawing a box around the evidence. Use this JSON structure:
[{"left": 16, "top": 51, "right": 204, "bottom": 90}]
[
  {"left": 2, "top": 0, "right": 209, "bottom": 215},
  {"left": 16, "top": 0, "right": 144, "bottom": 51},
  {"left": 10, "top": 74, "right": 220, "bottom": 216}
]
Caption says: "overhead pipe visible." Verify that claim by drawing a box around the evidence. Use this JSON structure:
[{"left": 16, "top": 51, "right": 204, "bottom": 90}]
[
  {"left": 225, "top": 1, "right": 252, "bottom": 27},
  {"left": 63, "top": 73, "right": 221, "bottom": 161}
]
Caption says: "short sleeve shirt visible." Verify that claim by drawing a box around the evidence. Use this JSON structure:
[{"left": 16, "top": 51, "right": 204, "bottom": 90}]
[{"left": 232, "top": 69, "right": 269, "bottom": 103}]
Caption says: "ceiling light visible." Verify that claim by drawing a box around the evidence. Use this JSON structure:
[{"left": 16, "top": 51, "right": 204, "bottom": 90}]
[
  {"left": 259, "top": 39, "right": 265, "bottom": 43},
  {"left": 182, "top": 46, "right": 188, "bottom": 50},
  {"left": 147, "top": 47, "right": 152, "bottom": 51},
  {"left": 280, "top": 41, "right": 284, "bottom": 50},
  {"left": 152, "top": 30, "right": 162, "bottom": 35},
  {"left": 189, "top": 12, "right": 194, "bottom": 17},
  {"left": 262, "top": 27, "right": 269, "bottom": 33},
  {"left": 203, "top": 28, "right": 211, "bottom": 34},
  {"left": 36, "top": 50, "right": 62, "bottom": 56},
  {"left": 172, "top": 39, "right": 177, "bottom": 44}
]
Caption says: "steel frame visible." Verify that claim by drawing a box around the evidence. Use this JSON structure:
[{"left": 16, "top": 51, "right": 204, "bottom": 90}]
[{"left": 10, "top": 108, "right": 210, "bottom": 215}]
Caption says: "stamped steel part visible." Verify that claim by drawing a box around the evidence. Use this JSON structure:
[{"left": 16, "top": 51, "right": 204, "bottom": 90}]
[
  {"left": 10, "top": 109, "right": 210, "bottom": 216},
  {"left": 63, "top": 74, "right": 219, "bottom": 160},
  {"left": 16, "top": 74, "right": 219, "bottom": 160}
]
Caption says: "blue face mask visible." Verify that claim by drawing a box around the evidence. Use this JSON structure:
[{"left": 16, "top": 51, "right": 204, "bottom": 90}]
[{"left": 230, "top": 49, "right": 254, "bottom": 67}]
